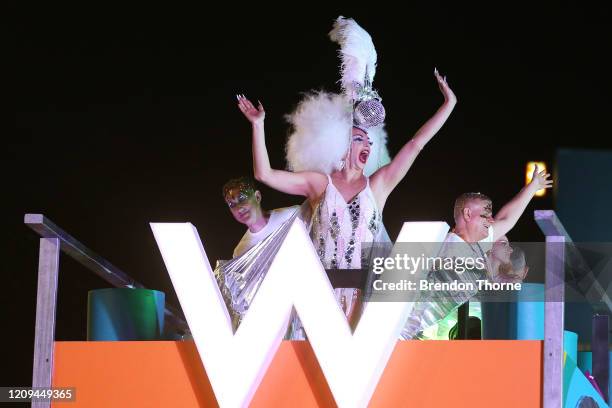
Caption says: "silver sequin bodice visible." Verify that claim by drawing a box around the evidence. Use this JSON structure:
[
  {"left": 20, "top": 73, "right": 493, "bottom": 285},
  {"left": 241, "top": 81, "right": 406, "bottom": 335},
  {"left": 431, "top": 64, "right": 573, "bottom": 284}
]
[{"left": 310, "top": 175, "right": 382, "bottom": 269}]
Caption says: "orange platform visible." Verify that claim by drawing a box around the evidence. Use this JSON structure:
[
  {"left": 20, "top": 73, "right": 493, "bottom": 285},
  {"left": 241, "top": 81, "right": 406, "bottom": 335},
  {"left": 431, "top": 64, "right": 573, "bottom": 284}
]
[{"left": 52, "top": 340, "right": 543, "bottom": 407}]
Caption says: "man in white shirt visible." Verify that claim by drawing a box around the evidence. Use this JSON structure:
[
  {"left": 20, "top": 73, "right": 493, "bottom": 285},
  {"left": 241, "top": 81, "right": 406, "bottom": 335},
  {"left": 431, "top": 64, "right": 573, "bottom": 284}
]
[
  {"left": 449, "top": 165, "right": 552, "bottom": 246},
  {"left": 221, "top": 177, "right": 302, "bottom": 337},
  {"left": 401, "top": 166, "right": 552, "bottom": 339},
  {"left": 223, "top": 177, "right": 298, "bottom": 258}
]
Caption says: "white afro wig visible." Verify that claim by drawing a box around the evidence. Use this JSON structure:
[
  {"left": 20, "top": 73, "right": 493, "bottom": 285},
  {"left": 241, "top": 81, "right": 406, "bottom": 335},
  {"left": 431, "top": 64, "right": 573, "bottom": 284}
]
[{"left": 285, "top": 91, "right": 390, "bottom": 177}]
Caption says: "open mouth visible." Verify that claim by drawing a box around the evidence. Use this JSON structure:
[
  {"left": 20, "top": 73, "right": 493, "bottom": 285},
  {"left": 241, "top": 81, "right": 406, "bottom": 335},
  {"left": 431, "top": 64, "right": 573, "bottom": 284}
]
[{"left": 359, "top": 150, "right": 369, "bottom": 164}]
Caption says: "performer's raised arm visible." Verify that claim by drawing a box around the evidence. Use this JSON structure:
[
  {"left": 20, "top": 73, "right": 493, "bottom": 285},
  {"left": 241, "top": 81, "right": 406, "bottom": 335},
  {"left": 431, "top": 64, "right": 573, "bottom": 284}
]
[
  {"left": 492, "top": 165, "right": 553, "bottom": 240},
  {"left": 371, "top": 69, "right": 456, "bottom": 201},
  {"left": 236, "top": 95, "right": 327, "bottom": 199}
]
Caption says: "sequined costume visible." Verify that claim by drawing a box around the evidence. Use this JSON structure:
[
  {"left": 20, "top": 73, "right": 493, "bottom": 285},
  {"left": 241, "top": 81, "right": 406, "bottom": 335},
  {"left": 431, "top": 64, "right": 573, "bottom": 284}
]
[
  {"left": 307, "top": 175, "right": 389, "bottom": 327},
  {"left": 310, "top": 175, "right": 385, "bottom": 269},
  {"left": 225, "top": 18, "right": 391, "bottom": 338},
  {"left": 221, "top": 177, "right": 388, "bottom": 338}
]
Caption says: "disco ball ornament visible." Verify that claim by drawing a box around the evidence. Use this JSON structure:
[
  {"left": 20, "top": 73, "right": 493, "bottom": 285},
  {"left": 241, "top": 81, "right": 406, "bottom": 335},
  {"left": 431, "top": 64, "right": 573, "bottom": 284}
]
[{"left": 353, "top": 99, "right": 386, "bottom": 128}]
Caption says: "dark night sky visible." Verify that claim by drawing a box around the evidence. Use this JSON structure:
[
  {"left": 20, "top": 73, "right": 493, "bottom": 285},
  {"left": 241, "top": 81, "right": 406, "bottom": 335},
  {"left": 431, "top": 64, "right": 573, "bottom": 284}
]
[{"left": 6, "top": 3, "right": 612, "bottom": 385}]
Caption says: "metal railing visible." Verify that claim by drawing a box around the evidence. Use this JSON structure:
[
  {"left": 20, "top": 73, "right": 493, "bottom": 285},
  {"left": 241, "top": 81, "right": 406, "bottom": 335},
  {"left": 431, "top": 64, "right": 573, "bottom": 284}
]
[
  {"left": 26, "top": 210, "right": 608, "bottom": 407},
  {"left": 535, "top": 210, "right": 567, "bottom": 408},
  {"left": 25, "top": 213, "right": 188, "bottom": 408},
  {"left": 535, "top": 210, "right": 612, "bottom": 407}
]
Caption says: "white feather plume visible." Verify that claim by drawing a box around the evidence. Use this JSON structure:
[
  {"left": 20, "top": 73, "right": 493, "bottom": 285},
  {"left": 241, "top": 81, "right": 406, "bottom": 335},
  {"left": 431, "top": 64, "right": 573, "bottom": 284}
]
[
  {"left": 285, "top": 92, "right": 352, "bottom": 175},
  {"left": 284, "top": 17, "right": 389, "bottom": 177},
  {"left": 328, "top": 16, "right": 378, "bottom": 95},
  {"left": 285, "top": 91, "right": 390, "bottom": 176}
]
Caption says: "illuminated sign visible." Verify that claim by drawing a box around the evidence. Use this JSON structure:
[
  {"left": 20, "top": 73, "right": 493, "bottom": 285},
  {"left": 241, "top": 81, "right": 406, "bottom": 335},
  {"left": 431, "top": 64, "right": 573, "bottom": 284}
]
[{"left": 152, "top": 220, "right": 449, "bottom": 407}]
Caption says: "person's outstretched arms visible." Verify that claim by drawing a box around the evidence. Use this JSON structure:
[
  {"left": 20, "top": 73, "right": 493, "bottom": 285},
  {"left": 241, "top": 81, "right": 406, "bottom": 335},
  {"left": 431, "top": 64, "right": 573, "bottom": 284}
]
[
  {"left": 371, "top": 69, "right": 457, "bottom": 203},
  {"left": 236, "top": 95, "right": 327, "bottom": 199},
  {"left": 492, "top": 166, "right": 553, "bottom": 240}
]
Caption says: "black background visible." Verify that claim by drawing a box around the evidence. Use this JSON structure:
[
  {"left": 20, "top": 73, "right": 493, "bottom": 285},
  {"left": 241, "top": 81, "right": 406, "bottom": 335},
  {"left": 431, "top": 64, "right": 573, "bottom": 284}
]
[{"left": 6, "top": 3, "right": 612, "bottom": 386}]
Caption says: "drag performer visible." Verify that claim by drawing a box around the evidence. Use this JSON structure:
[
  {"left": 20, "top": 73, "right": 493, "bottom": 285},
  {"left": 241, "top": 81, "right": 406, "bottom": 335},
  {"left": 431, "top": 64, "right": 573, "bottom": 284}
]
[
  {"left": 237, "top": 17, "right": 457, "bottom": 328},
  {"left": 400, "top": 166, "right": 552, "bottom": 339}
]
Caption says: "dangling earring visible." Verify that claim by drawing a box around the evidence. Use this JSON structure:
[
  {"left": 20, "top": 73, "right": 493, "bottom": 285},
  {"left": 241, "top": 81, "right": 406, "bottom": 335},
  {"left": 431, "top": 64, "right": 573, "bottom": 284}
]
[{"left": 338, "top": 159, "right": 345, "bottom": 170}]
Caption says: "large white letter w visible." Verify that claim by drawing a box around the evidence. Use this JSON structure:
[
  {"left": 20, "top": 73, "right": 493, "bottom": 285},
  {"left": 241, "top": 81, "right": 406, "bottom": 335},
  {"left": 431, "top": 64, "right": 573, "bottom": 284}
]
[{"left": 151, "top": 220, "right": 448, "bottom": 408}]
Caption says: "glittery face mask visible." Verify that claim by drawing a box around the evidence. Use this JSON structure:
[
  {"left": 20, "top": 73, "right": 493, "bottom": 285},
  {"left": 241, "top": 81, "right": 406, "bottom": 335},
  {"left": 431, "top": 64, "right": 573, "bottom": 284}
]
[
  {"left": 225, "top": 187, "right": 255, "bottom": 209},
  {"left": 479, "top": 201, "right": 493, "bottom": 220}
]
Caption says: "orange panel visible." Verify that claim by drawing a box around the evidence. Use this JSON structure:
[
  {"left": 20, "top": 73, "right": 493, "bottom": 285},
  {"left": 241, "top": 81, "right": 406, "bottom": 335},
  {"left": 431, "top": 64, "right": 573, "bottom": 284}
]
[
  {"left": 52, "top": 340, "right": 542, "bottom": 407},
  {"left": 52, "top": 341, "right": 217, "bottom": 407},
  {"left": 251, "top": 342, "right": 336, "bottom": 408},
  {"left": 370, "top": 341, "right": 543, "bottom": 408}
]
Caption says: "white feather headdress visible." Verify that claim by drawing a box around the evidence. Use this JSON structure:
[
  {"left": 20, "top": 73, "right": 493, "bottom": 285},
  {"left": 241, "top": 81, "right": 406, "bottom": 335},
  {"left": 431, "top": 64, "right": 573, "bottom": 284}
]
[
  {"left": 285, "top": 92, "right": 352, "bottom": 175},
  {"left": 285, "top": 17, "right": 390, "bottom": 176},
  {"left": 328, "top": 16, "right": 377, "bottom": 97}
]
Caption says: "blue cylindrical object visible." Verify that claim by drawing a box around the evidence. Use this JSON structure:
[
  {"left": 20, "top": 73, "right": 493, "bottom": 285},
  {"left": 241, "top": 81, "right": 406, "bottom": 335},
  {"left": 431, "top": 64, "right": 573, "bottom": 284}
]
[
  {"left": 483, "top": 284, "right": 579, "bottom": 356},
  {"left": 482, "top": 283, "right": 545, "bottom": 339},
  {"left": 87, "top": 288, "right": 165, "bottom": 341},
  {"left": 512, "top": 283, "right": 545, "bottom": 340}
]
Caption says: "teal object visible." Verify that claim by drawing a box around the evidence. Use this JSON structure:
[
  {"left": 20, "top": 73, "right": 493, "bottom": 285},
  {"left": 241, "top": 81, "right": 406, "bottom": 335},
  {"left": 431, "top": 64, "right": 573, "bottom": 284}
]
[
  {"left": 87, "top": 288, "right": 165, "bottom": 341},
  {"left": 578, "top": 352, "right": 593, "bottom": 372},
  {"left": 482, "top": 283, "right": 545, "bottom": 339},
  {"left": 564, "top": 353, "right": 608, "bottom": 408},
  {"left": 482, "top": 284, "right": 580, "bottom": 357},
  {"left": 564, "top": 330, "right": 578, "bottom": 363},
  {"left": 512, "top": 283, "right": 545, "bottom": 340},
  {"left": 578, "top": 351, "right": 612, "bottom": 402},
  {"left": 481, "top": 302, "right": 511, "bottom": 339}
]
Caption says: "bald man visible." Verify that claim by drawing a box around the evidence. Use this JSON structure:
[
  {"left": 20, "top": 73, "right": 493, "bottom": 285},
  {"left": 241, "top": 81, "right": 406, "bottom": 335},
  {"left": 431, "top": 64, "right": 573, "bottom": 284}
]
[{"left": 400, "top": 166, "right": 552, "bottom": 339}]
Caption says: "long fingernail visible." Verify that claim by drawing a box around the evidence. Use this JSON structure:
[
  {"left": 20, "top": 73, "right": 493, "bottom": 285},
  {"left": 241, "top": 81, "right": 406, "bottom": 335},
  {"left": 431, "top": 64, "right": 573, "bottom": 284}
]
[
  {"left": 434, "top": 67, "right": 438, "bottom": 74},
  {"left": 236, "top": 94, "right": 240, "bottom": 100}
]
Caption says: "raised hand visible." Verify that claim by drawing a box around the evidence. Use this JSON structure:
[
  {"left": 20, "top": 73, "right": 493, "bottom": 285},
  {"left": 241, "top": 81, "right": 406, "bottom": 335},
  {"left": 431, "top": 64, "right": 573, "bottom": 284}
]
[
  {"left": 236, "top": 94, "right": 265, "bottom": 124},
  {"left": 434, "top": 68, "right": 457, "bottom": 104},
  {"left": 529, "top": 165, "right": 553, "bottom": 190}
]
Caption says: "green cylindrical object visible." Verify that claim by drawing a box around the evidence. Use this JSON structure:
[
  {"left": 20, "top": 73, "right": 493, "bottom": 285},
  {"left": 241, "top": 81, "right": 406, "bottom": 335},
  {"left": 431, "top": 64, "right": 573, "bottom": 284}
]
[{"left": 87, "top": 288, "right": 165, "bottom": 341}]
